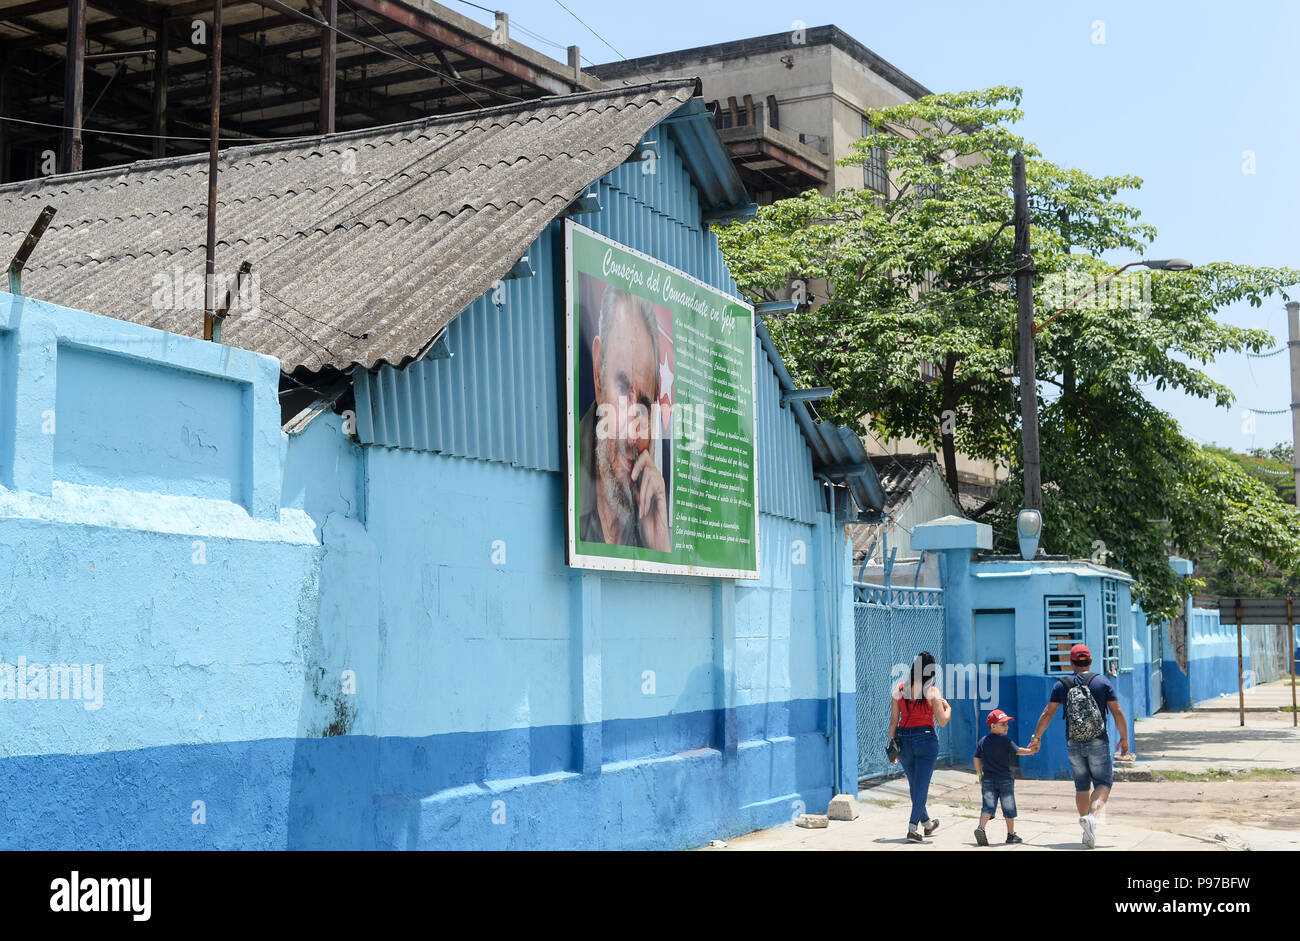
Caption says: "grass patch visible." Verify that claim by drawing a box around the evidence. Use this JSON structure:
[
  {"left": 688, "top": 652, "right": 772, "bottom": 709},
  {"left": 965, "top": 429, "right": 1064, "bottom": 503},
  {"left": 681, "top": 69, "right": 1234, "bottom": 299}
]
[
  {"left": 861, "top": 798, "right": 900, "bottom": 809},
  {"left": 1150, "top": 767, "right": 1299, "bottom": 782}
]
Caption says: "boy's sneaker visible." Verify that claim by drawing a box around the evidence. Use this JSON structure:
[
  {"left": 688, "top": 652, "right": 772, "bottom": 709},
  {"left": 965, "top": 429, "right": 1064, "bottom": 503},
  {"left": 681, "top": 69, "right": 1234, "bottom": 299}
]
[
  {"left": 1080, "top": 813, "right": 1096, "bottom": 848},
  {"left": 923, "top": 818, "right": 940, "bottom": 836},
  {"left": 973, "top": 826, "right": 989, "bottom": 846},
  {"left": 1005, "top": 833, "right": 1023, "bottom": 844},
  {"left": 906, "top": 829, "right": 925, "bottom": 843}
]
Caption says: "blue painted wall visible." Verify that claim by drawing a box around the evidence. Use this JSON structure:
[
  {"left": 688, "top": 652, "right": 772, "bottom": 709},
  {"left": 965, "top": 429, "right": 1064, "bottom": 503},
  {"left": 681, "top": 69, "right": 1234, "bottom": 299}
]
[
  {"left": 0, "top": 117, "right": 855, "bottom": 849},
  {"left": 930, "top": 549, "right": 1139, "bottom": 781}
]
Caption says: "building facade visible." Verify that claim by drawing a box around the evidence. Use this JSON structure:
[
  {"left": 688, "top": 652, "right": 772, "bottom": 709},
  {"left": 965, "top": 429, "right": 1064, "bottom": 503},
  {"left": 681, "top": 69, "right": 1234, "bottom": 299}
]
[{"left": 0, "top": 80, "right": 885, "bottom": 848}]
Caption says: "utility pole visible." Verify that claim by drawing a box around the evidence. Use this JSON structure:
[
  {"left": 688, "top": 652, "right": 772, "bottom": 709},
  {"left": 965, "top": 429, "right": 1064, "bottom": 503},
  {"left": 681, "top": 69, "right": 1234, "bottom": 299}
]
[
  {"left": 1013, "top": 152, "right": 1042, "bottom": 513},
  {"left": 203, "top": 0, "right": 223, "bottom": 341},
  {"left": 1288, "top": 300, "right": 1300, "bottom": 505},
  {"left": 62, "top": 0, "right": 86, "bottom": 173}
]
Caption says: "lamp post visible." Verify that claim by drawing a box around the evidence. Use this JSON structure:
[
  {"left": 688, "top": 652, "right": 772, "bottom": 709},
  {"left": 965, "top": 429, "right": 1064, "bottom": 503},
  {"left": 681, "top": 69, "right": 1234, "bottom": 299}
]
[
  {"left": 1010, "top": 151, "right": 1192, "bottom": 551},
  {"left": 1034, "top": 257, "right": 1194, "bottom": 337}
]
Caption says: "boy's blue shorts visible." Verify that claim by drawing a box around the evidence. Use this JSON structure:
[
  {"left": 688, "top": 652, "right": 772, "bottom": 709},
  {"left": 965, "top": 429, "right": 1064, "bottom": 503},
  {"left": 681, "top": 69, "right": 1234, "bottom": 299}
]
[{"left": 981, "top": 779, "right": 1016, "bottom": 819}]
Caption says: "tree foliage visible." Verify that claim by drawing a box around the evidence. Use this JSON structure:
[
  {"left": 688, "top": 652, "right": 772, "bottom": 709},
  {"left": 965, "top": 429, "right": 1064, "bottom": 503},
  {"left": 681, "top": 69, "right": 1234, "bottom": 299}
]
[{"left": 717, "top": 86, "right": 1300, "bottom": 619}]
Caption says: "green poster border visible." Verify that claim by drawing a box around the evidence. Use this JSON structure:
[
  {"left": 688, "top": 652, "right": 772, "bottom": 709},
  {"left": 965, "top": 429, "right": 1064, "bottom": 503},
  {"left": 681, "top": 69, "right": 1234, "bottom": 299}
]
[{"left": 564, "top": 220, "right": 760, "bottom": 579}]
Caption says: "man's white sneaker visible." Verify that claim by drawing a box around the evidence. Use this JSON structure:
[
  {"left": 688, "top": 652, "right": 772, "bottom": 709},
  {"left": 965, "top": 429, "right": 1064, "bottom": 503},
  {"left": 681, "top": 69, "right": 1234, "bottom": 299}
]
[{"left": 1080, "top": 813, "right": 1096, "bottom": 848}]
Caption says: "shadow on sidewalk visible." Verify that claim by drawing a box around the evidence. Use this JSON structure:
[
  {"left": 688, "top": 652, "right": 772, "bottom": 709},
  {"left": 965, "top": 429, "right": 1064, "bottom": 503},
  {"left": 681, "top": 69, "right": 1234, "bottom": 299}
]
[{"left": 1138, "top": 724, "right": 1296, "bottom": 756}]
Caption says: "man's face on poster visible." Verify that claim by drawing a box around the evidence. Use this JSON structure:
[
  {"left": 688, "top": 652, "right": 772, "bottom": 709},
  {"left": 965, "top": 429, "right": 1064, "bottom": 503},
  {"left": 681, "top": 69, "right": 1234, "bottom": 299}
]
[{"left": 591, "top": 296, "right": 658, "bottom": 533}]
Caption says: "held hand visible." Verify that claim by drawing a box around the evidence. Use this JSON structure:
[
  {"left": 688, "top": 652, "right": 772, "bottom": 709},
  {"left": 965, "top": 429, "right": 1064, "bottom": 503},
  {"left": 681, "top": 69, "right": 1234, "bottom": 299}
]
[{"left": 631, "top": 449, "right": 670, "bottom": 553}]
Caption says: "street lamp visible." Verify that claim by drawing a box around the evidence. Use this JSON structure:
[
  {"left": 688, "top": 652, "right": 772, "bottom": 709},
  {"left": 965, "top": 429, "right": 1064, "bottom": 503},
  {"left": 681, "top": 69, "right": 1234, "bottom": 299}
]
[
  {"left": 1033, "top": 258, "right": 1194, "bottom": 336},
  {"left": 1010, "top": 150, "right": 1191, "bottom": 546}
]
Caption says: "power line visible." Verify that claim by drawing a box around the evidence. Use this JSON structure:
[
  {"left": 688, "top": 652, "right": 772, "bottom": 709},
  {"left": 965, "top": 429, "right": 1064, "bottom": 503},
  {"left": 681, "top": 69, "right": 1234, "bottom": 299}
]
[
  {"left": 336, "top": 0, "right": 494, "bottom": 112},
  {"left": 551, "top": 0, "right": 626, "bottom": 61},
  {"left": 0, "top": 113, "right": 297, "bottom": 143}
]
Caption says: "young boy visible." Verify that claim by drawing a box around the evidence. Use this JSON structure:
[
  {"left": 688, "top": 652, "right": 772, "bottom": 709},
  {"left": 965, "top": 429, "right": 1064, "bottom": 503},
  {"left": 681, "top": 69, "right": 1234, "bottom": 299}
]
[{"left": 973, "top": 709, "right": 1038, "bottom": 845}]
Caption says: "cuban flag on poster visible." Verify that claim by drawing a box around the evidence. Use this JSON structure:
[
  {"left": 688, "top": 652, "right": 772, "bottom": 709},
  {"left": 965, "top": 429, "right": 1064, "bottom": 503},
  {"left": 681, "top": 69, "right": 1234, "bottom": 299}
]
[{"left": 655, "top": 306, "right": 674, "bottom": 506}]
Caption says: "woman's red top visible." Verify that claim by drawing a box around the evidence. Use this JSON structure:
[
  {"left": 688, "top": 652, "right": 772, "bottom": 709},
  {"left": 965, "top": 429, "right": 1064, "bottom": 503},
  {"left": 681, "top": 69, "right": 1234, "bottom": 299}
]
[{"left": 897, "top": 682, "right": 935, "bottom": 728}]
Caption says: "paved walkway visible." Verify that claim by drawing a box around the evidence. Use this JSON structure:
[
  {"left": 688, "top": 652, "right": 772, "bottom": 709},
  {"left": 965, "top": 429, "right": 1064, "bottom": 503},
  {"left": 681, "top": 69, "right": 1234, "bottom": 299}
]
[
  {"left": 1120, "top": 679, "right": 1300, "bottom": 775},
  {"left": 706, "top": 769, "right": 1216, "bottom": 852},
  {"left": 701, "top": 680, "right": 1300, "bottom": 852}
]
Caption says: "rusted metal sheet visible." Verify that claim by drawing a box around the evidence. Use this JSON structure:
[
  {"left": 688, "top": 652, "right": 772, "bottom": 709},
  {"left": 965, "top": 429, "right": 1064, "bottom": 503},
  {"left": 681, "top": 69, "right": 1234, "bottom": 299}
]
[{"left": 310, "top": 0, "right": 575, "bottom": 96}]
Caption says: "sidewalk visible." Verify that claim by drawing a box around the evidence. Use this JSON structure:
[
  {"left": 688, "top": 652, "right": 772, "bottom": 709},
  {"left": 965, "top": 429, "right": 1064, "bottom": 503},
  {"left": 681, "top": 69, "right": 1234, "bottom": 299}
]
[
  {"left": 1119, "top": 679, "right": 1300, "bottom": 776},
  {"left": 702, "top": 680, "right": 1300, "bottom": 852},
  {"left": 705, "top": 769, "right": 1219, "bottom": 851},
  {"left": 1193, "top": 676, "right": 1299, "bottom": 713}
]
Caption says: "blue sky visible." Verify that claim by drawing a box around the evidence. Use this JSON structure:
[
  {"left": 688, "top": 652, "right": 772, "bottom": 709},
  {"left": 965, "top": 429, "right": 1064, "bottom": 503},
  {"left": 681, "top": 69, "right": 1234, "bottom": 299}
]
[{"left": 455, "top": 1, "right": 1300, "bottom": 451}]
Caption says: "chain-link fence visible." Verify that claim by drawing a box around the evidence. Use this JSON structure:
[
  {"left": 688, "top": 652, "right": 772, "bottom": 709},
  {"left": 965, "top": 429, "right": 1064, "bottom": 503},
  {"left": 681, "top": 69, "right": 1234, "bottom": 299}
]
[{"left": 854, "top": 584, "right": 948, "bottom": 782}]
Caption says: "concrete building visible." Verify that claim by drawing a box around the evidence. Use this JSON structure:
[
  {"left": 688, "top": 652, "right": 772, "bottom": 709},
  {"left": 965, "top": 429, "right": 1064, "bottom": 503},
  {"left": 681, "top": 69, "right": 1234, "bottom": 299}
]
[{"left": 591, "top": 25, "right": 1004, "bottom": 508}]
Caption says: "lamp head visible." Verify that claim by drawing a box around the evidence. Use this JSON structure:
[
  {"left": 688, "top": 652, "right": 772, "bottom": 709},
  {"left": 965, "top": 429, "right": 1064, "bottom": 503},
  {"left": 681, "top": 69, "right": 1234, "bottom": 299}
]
[
  {"left": 1016, "top": 508, "right": 1043, "bottom": 561},
  {"left": 1142, "top": 258, "right": 1193, "bottom": 272}
]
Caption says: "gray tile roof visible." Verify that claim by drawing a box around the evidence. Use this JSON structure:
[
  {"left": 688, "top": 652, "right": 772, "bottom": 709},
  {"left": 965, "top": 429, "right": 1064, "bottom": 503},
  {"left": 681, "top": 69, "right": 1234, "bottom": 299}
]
[{"left": 0, "top": 79, "right": 700, "bottom": 374}]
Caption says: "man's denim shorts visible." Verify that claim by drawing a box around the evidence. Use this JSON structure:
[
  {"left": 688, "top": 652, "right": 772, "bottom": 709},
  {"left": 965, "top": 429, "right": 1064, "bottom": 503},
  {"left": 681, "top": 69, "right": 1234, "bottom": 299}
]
[
  {"left": 981, "top": 779, "right": 1016, "bottom": 819},
  {"left": 1066, "top": 734, "right": 1113, "bottom": 791}
]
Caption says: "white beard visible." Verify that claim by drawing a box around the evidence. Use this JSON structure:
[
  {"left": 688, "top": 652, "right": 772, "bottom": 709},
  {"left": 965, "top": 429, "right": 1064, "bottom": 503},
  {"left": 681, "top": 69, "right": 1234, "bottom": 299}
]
[{"left": 595, "top": 434, "right": 636, "bottom": 538}]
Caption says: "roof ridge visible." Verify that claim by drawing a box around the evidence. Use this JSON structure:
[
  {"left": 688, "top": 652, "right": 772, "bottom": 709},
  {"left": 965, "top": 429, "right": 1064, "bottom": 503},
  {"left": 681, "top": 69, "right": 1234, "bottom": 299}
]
[{"left": 0, "top": 79, "right": 699, "bottom": 195}]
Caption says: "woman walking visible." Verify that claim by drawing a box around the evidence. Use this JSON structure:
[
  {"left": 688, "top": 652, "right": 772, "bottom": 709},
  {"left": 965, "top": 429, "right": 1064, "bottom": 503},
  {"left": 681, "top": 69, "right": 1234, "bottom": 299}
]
[{"left": 887, "top": 651, "right": 952, "bottom": 842}]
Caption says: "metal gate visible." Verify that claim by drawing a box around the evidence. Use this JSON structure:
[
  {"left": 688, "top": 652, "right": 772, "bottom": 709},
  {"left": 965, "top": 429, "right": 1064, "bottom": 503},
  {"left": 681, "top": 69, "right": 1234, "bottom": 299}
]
[
  {"left": 1149, "top": 618, "right": 1164, "bottom": 714},
  {"left": 854, "top": 583, "right": 948, "bottom": 782}
]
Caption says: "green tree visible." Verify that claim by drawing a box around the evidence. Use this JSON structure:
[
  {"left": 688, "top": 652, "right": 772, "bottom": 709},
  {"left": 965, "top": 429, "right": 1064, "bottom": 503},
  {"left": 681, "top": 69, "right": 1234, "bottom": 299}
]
[{"left": 717, "top": 86, "right": 1300, "bottom": 619}]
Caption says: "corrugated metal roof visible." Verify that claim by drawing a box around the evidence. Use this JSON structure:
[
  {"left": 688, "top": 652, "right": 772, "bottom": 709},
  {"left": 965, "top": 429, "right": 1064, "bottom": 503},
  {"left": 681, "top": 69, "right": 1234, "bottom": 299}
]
[
  {"left": 0, "top": 79, "right": 707, "bottom": 374},
  {"left": 754, "top": 319, "right": 885, "bottom": 518},
  {"left": 871, "top": 453, "right": 939, "bottom": 510}
]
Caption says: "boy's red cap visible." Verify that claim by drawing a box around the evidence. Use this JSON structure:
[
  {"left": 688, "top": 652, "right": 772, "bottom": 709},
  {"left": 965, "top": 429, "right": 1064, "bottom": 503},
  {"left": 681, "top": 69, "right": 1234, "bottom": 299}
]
[
  {"left": 986, "top": 709, "right": 1014, "bottom": 727},
  {"left": 1070, "top": 643, "right": 1092, "bottom": 662}
]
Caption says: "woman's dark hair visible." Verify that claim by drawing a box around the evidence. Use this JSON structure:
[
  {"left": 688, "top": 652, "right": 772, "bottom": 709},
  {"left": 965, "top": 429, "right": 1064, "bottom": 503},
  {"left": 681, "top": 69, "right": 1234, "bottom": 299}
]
[{"left": 905, "top": 651, "right": 937, "bottom": 700}]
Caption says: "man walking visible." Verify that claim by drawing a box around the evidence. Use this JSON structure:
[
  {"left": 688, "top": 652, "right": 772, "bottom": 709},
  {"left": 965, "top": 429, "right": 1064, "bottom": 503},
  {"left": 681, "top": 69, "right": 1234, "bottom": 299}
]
[{"left": 1028, "top": 644, "right": 1129, "bottom": 848}]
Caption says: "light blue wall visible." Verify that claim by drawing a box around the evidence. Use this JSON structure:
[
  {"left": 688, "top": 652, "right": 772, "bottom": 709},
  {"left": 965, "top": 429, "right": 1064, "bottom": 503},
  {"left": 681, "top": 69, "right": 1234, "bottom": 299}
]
[
  {"left": 0, "top": 116, "right": 855, "bottom": 849},
  {"left": 930, "top": 549, "right": 1139, "bottom": 781},
  {"left": 0, "top": 292, "right": 334, "bottom": 849}
]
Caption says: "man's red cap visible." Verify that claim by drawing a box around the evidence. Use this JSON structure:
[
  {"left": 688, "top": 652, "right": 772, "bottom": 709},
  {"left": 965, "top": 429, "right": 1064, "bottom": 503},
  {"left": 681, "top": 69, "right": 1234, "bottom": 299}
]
[
  {"left": 986, "top": 709, "right": 1014, "bottom": 727},
  {"left": 1070, "top": 643, "right": 1092, "bottom": 662}
]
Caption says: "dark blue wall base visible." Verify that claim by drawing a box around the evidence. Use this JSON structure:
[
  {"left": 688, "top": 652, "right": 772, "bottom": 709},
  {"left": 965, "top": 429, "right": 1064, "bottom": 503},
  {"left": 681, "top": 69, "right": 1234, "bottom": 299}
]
[
  {"left": 1190, "top": 653, "right": 1254, "bottom": 706},
  {"left": 1004, "top": 675, "right": 1136, "bottom": 782},
  {"left": 1162, "top": 656, "right": 1191, "bottom": 711},
  {"left": 0, "top": 699, "right": 834, "bottom": 850}
]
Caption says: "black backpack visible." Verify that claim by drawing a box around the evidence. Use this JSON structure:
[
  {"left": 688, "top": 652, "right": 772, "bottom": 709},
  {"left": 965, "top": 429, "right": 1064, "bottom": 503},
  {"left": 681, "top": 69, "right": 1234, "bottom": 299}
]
[{"left": 1062, "top": 672, "right": 1106, "bottom": 742}]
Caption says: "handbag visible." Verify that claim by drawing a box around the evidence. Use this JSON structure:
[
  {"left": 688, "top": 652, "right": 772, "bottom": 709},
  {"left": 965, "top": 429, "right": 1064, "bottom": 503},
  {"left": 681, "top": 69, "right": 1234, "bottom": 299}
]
[{"left": 886, "top": 696, "right": 912, "bottom": 762}]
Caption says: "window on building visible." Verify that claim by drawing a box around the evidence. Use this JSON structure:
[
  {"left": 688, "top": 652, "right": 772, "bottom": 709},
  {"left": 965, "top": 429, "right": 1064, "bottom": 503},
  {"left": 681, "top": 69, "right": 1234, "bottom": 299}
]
[
  {"left": 1103, "top": 578, "right": 1127, "bottom": 675},
  {"left": 860, "top": 116, "right": 889, "bottom": 199},
  {"left": 1045, "top": 596, "right": 1085, "bottom": 676},
  {"left": 915, "top": 155, "right": 942, "bottom": 201}
]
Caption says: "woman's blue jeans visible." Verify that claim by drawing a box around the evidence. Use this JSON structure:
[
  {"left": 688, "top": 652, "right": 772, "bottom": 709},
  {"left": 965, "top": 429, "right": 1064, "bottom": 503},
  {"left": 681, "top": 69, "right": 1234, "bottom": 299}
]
[{"left": 898, "top": 726, "right": 939, "bottom": 827}]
